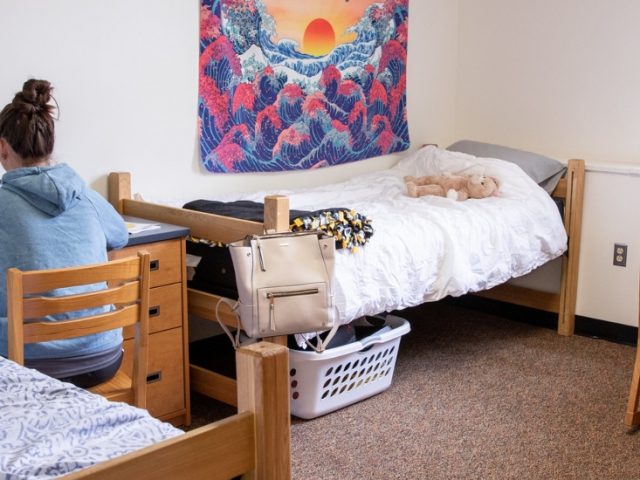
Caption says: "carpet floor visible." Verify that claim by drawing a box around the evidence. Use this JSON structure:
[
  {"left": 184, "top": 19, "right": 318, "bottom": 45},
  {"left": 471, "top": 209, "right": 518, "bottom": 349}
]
[{"left": 188, "top": 301, "right": 640, "bottom": 480}]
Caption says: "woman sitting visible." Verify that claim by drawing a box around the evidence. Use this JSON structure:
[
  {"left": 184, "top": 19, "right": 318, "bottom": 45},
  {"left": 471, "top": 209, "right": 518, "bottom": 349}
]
[{"left": 0, "top": 79, "right": 129, "bottom": 387}]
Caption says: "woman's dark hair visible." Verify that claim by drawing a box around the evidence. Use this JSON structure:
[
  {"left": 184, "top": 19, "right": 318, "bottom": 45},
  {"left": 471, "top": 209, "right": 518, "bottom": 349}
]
[{"left": 0, "top": 79, "right": 56, "bottom": 163}]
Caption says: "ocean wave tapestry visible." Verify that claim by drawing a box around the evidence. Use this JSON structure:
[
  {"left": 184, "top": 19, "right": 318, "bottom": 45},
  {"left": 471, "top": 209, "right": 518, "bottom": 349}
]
[{"left": 199, "top": 0, "right": 409, "bottom": 173}]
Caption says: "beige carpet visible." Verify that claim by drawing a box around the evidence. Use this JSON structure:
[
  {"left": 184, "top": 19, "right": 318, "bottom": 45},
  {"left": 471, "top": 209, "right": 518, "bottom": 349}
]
[{"left": 189, "top": 301, "right": 640, "bottom": 480}]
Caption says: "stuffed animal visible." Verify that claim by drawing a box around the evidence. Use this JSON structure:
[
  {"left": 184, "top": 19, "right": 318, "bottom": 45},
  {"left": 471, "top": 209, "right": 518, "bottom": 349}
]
[{"left": 404, "top": 173, "right": 500, "bottom": 201}]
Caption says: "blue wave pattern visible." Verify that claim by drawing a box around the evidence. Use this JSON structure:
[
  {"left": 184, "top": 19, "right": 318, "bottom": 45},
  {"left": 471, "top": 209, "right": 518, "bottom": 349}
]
[
  {"left": 199, "top": 0, "right": 410, "bottom": 173},
  {"left": 0, "top": 357, "right": 182, "bottom": 479}
]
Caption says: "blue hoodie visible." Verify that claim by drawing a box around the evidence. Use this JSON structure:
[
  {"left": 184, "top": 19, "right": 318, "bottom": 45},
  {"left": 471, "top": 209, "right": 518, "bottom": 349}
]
[{"left": 0, "top": 163, "right": 128, "bottom": 360}]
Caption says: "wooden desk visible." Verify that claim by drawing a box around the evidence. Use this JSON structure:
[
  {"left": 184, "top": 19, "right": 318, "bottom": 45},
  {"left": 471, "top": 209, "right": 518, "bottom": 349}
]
[{"left": 109, "top": 218, "right": 191, "bottom": 426}]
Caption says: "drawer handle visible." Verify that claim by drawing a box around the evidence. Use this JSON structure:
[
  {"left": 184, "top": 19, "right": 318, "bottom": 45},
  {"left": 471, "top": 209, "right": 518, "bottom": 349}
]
[
  {"left": 149, "top": 305, "right": 161, "bottom": 317},
  {"left": 147, "top": 371, "right": 162, "bottom": 383},
  {"left": 150, "top": 259, "right": 160, "bottom": 271}
]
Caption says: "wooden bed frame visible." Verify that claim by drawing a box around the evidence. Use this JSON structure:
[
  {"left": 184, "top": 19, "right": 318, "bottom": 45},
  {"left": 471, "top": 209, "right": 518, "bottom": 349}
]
[
  {"left": 64, "top": 342, "right": 290, "bottom": 480},
  {"left": 108, "top": 157, "right": 585, "bottom": 406}
]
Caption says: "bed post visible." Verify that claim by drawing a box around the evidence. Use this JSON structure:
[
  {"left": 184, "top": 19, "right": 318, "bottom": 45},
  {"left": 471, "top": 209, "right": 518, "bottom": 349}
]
[
  {"left": 236, "top": 342, "right": 291, "bottom": 480},
  {"left": 108, "top": 172, "right": 132, "bottom": 214},
  {"left": 264, "top": 195, "right": 290, "bottom": 233},
  {"left": 557, "top": 159, "right": 585, "bottom": 336}
]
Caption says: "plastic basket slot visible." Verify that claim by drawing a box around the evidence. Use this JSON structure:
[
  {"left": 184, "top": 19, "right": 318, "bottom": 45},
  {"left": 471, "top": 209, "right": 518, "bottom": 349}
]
[
  {"left": 339, "top": 385, "right": 347, "bottom": 394},
  {"left": 331, "top": 388, "right": 338, "bottom": 397},
  {"left": 344, "top": 361, "right": 351, "bottom": 370},
  {"left": 353, "top": 359, "right": 360, "bottom": 368},
  {"left": 325, "top": 367, "right": 333, "bottom": 377},
  {"left": 375, "top": 352, "right": 382, "bottom": 361},
  {"left": 321, "top": 390, "right": 329, "bottom": 399},
  {"left": 323, "top": 378, "right": 331, "bottom": 388},
  {"left": 335, "top": 364, "right": 343, "bottom": 374},
  {"left": 332, "top": 376, "right": 340, "bottom": 386}
]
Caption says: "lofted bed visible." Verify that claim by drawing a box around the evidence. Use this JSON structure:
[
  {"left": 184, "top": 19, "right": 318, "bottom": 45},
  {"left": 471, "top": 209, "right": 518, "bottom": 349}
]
[
  {"left": 0, "top": 342, "right": 290, "bottom": 480},
  {"left": 107, "top": 145, "right": 585, "bottom": 407}
]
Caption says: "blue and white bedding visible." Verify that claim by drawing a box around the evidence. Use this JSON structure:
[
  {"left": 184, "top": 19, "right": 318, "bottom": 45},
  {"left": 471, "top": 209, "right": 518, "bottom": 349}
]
[{"left": 0, "top": 357, "right": 183, "bottom": 479}]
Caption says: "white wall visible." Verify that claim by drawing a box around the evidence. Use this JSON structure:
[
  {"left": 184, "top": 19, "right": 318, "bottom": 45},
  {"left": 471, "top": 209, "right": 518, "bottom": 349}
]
[
  {"left": 0, "top": 0, "right": 459, "bottom": 201},
  {"left": 456, "top": 0, "right": 640, "bottom": 326}
]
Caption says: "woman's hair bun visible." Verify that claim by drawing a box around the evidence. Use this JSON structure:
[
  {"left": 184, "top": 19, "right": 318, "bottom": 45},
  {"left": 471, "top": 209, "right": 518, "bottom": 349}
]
[{"left": 14, "top": 79, "right": 53, "bottom": 112}]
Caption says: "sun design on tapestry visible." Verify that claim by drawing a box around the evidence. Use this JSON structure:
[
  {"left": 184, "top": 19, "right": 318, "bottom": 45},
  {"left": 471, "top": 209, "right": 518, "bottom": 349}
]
[{"left": 199, "top": 0, "right": 409, "bottom": 173}]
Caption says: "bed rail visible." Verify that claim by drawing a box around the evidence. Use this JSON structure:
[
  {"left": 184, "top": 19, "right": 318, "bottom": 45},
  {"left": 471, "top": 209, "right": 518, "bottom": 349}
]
[{"left": 64, "top": 342, "right": 291, "bottom": 480}]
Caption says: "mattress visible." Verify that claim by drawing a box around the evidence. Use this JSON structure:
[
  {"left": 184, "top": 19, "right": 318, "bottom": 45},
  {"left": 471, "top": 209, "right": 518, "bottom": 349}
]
[{"left": 0, "top": 357, "right": 182, "bottom": 479}]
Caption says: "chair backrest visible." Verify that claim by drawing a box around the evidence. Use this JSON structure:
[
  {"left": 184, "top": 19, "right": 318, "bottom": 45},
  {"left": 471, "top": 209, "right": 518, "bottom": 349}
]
[{"left": 7, "top": 251, "right": 150, "bottom": 407}]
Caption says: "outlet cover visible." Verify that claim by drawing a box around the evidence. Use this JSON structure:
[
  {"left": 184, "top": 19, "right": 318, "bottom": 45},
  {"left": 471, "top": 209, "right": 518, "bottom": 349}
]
[{"left": 613, "top": 243, "right": 627, "bottom": 267}]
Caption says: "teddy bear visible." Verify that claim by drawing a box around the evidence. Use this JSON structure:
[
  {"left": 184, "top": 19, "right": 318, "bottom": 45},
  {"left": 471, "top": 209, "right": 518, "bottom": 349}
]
[{"left": 404, "top": 173, "right": 500, "bottom": 201}]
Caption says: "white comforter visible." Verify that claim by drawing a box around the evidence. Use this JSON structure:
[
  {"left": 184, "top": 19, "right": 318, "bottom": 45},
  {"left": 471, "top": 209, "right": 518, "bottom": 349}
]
[
  {"left": 0, "top": 357, "right": 182, "bottom": 479},
  {"left": 225, "top": 146, "right": 567, "bottom": 324}
]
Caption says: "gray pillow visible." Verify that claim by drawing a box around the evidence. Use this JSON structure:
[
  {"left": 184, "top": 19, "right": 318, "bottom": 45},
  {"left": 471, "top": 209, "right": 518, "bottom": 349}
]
[{"left": 447, "top": 140, "right": 566, "bottom": 194}]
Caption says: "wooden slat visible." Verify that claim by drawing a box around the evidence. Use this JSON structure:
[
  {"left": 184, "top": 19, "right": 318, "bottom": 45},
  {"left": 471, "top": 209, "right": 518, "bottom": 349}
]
[
  {"left": 557, "top": 159, "right": 585, "bottom": 336},
  {"left": 474, "top": 283, "right": 560, "bottom": 313},
  {"left": 23, "top": 282, "right": 139, "bottom": 317},
  {"left": 122, "top": 199, "right": 263, "bottom": 244},
  {"left": 23, "top": 305, "right": 140, "bottom": 343},
  {"left": 18, "top": 257, "right": 141, "bottom": 294},
  {"left": 190, "top": 364, "right": 238, "bottom": 407},
  {"left": 187, "top": 288, "right": 235, "bottom": 325},
  {"left": 63, "top": 412, "right": 256, "bottom": 480}
]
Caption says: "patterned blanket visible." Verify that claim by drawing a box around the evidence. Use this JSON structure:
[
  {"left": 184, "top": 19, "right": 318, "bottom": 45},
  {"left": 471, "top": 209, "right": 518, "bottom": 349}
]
[{"left": 0, "top": 357, "right": 182, "bottom": 479}]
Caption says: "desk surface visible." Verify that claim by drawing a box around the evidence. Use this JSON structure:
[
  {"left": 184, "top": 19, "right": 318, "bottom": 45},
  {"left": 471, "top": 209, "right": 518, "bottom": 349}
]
[{"left": 124, "top": 216, "right": 190, "bottom": 246}]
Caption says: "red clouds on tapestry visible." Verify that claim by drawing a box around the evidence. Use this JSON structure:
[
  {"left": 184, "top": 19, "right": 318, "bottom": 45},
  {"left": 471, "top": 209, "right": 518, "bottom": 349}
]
[{"left": 199, "top": 0, "right": 409, "bottom": 173}]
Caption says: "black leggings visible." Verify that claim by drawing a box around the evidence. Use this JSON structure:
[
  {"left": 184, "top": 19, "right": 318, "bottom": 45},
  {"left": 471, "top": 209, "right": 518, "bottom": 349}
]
[{"left": 57, "top": 350, "right": 124, "bottom": 389}]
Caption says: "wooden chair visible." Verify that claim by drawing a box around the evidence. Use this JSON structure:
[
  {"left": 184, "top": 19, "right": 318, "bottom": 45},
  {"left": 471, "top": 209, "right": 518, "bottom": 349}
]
[
  {"left": 7, "top": 252, "right": 151, "bottom": 408},
  {"left": 625, "top": 273, "right": 640, "bottom": 426}
]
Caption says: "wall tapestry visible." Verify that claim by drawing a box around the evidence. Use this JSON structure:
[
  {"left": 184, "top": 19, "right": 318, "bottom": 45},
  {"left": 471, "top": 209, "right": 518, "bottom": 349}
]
[{"left": 199, "top": 0, "right": 409, "bottom": 173}]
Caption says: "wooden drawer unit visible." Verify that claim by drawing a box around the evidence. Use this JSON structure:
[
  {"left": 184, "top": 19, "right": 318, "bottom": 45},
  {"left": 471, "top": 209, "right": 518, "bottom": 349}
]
[
  {"left": 110, "top": 223, "right": 190, "bottom": 426},
  {"left": 123, "top": 328, "right": 185, "bottom": 421}
]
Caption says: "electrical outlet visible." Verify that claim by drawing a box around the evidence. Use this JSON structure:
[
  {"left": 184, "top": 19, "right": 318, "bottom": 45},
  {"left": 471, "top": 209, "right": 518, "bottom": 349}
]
[{"left": 613, "top": 243, "right": 627, "bottom": 267}]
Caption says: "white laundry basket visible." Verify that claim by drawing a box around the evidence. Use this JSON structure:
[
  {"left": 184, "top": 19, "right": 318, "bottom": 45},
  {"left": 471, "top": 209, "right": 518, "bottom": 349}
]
[{"left": 289, "top": 315, "right": 410, "bottom": 419}]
